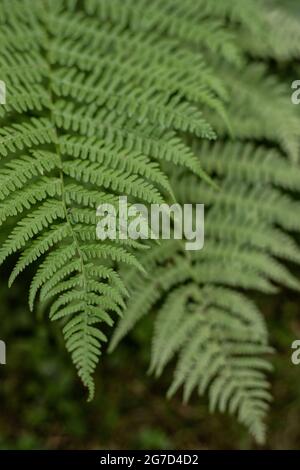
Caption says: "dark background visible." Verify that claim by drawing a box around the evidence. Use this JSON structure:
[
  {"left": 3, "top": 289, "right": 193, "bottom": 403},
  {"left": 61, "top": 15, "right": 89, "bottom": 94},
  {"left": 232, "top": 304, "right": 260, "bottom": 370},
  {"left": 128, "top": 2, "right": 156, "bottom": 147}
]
[{"left": 1, "top": 255, "right": 300, "bottom": 449}]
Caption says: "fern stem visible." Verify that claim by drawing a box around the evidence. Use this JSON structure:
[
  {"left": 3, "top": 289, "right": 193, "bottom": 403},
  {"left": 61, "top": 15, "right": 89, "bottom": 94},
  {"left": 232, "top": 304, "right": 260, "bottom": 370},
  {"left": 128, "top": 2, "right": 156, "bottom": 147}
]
[{"left": 42, "top": 0, "right": 91, "bottom": 391}]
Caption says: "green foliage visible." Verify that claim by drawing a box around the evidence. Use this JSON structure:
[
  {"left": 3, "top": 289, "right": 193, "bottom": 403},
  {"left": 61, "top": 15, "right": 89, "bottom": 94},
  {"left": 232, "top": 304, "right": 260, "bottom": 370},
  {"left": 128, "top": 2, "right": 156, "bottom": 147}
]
[
  {"left": 109, "top": 0, "right": 300, "bottom": 444},
  {"left": 0, "top": 0, "right": 221, "bottom": 399},
  {"left": 1, "top": 0, "right": 300, "bottom": 445}
]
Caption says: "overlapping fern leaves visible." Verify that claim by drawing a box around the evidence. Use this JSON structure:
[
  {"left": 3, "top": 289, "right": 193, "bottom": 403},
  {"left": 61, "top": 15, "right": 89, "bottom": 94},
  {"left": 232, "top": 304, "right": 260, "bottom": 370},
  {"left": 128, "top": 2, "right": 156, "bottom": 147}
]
[
  {"left": 0, "top": 0, "right": 222, "bottom": 398},
  {"left": 1, "top": 0, "right": 300, "bottom": 445}
]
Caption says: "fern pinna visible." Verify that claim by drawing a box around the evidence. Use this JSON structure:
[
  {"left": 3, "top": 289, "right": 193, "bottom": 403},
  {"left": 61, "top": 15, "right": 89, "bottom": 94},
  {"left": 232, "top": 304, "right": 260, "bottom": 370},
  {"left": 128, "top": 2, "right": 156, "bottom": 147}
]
[{"left": 1, "top": 0, "right": 300, "bottom": 445}]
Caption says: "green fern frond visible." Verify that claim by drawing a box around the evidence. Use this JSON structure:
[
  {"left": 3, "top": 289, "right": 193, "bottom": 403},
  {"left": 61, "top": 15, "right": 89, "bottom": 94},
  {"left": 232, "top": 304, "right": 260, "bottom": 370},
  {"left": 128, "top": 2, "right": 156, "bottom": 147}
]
[
  {"left": 110, "top": 257, "right": 271, "bottom": 442},
  {"left": 109, "top": 0, "right": 300, "bottom": 443},
  {"left": 0, "top": 0, "right": 222, "bottom": 398}
]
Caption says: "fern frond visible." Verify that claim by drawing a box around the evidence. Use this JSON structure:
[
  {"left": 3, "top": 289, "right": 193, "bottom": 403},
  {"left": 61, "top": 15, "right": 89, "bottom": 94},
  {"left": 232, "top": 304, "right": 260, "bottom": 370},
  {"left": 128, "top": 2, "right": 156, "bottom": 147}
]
[
  {"left": 0, "top": 0, "right": 221, "bottom": 397},
  {"left": 111, "top": 260, "right": 271, "bottom": 442}
]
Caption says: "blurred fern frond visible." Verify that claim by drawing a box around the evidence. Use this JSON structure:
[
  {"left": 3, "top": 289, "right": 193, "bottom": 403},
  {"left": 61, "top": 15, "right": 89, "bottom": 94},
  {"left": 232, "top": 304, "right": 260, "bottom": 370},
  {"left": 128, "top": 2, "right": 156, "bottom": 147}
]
[{"left": 109, "top": 0, "right": 300, "bottom": 444}]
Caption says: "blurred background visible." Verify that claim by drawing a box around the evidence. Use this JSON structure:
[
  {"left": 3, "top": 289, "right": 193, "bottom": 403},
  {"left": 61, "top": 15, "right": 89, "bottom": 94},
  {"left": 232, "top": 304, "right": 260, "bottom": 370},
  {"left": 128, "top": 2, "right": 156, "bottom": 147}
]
[{"left": 1, "top": 252, "right": 300, "bottom": 450}]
